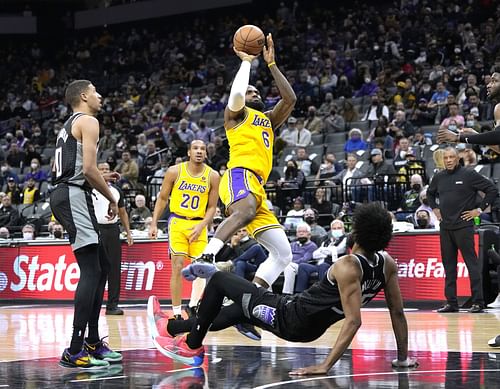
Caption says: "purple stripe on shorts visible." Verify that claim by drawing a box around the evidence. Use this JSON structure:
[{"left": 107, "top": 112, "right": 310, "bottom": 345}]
[{"left": 230, "top": 168, "right": 251, "bottom": 202}]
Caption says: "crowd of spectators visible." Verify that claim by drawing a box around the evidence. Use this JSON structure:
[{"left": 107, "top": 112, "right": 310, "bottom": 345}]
[{"left": 1, "top": 0, "right": 500, "bottom": 243}]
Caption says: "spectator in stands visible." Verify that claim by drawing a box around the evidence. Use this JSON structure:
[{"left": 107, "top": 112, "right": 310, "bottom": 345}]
[
  {"left": 284, "top": 196, "right": 305, "bottom": 231},
  {"left": 304, "top": 106, "right": 323, "bottom": 134},
  {"left": 230, "top": 228, "right": 268, "bottom": 280},
  {"left": 414, "top": 189, "right": 438, "bottom": 229},
  {"left": 185, "top": 96, "right": 203, "bottom": 115},
  {"left": 129, "top": 194, "right": 152, "bottom": 228},
  {"left": 361, "top": 94, "right": 389, "bottom": 122},
  {"left": 295, "top": 219, "right": 347, "bottom": 292},
  {"left": 177, "top": 119, "right": 196, "bottom": 145},
  {"left": 52, "top": 222, "right": 65, "bottom": 239},
  {"left": 101, "top": 128, "right": 117, "bottom": 152},
  {"left": 281, "top": 161, "right": 305, "bottom": 210},
  {"left": 414, "top": 209, "right": 434, "bottom": 229},
  {"left": 0, "top": 226, "right": 10, "bottom": 239},
  {"left": 264, "top": 85, "right": 281, "bottom": 109},
  {"left": 311, "top": 187, "right": 335, "bottom": 226},
  {"left": 344, "top": 128, "right": 367, "bottom": 154},
  {"left": 30, "top": 125, "right": 46, "bottom": 148},
  {"left": 205, "top": 142, "right": 225, "bottom": 170},
  {"left": 165, "top": 99, "right": 183, "bottom": 122},
  {"left": 393, "top": 137, "right": 411, "bottom": 167},
  {"left": 315, "top": 153, "right": 341, "bottom": 187},
  {"left": 0, "top": 162, "right": 18, "bottom": 187},
  {"left": 354, "top": 74, "right": 378, "bottom": 98},
  {"left": 24, "top": 144, "right": 42, "bottom": 167},
  {"left": 318, "top": 93, "right": 335, "bottom": 116},
  {"left": 21, "top": 177, "right": 40, "bottom": 204},
  {"left": 366, "top": 148, "right": 397, "bottom": 181},
  {"left": 0, "top": 196, "right": 19, "bottom": 228},
  {"left": 116, "top": 150, "right": 139, "bottom": 187},
  {"left": 24, "top": 158, "right": 48, "bottom": 184},
  {"left": 335, "top": 75, "right": 353, "bottom": 99},
  {"left": 396, "top": 174, "right": 423, "bottom": 218},
  {"left": 202, "top": 93, "right": 224, "bottom": 113},
  {"left": 15, "top": 130, "right": 27, "bottom": 150},
  {"left": 409, "top": 98, "right": 436, "bottom": 127},
  {"left": 412, "top": 128, "right": 433, "bottom": 147},
  {"left": 282, "top": 223, "right": 318, "bottom": 294},
  {"left": 106, "top": 155, "right": 117, "bottom": 171},
  {"left": 340, "top": 99, "right": 359, "bottom": 123},
  {"left": 428, "top": 81, "right": 450, "bottom": 110},
  {"left": 21, "top": 224, "right": 36, "bottom": 240},
  {"left": 5, "top": 178, "right": 21, "bottom": 205},
  {"left": 389, "top": 110, "right": 415, "bottom": 139},
  {"left": 323, "top": 105, "right": 345, "bottom": 133},
  {"left": 295, "top": 147, "right": 317, "bottom": 177},
  {"left": 303, "top": 208, "right": 327, "bottom": 243},
  {"left": 440, "top": 102, "right": 465, "bottom": 129},
  {"left": 194, "top": 119, "right": 213, "bottom": 144},
  {"left": 458, "top": 146, "right": 478, "bottom": 169},
  {"left": 280, "top": 117, "right": 304, "bottom": 147},
  {"left": 6, "top": 142, "right": 25, "bottom": 169}
]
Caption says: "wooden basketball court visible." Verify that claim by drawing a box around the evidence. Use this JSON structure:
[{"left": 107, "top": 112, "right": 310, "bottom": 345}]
[{"left": 1, "top": 303, "right": 499, "bottom": 388}]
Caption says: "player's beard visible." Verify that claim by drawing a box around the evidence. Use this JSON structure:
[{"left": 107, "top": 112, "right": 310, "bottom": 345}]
[{"left": 246, "top": 99, "right": 265, "bottom": 112}]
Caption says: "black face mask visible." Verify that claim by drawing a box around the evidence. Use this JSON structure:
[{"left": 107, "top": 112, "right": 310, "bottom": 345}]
[
  {"left": 304, "top": 216, "right": 315, "bottom": 224},
  {"left": 421, "top": 198, "right": 429, "bottom": 205},
  {"left": 297, "top": 237, "right": 308, "bottom": 244},
  {"left": 53, "top": 230, "right": 63, "bottom": 239},
  {"left": 411, "top": 184, "right": 421, "bottom": 191},
  {"left": 416, "top": 218, "right": 428, "bottom": 228}
]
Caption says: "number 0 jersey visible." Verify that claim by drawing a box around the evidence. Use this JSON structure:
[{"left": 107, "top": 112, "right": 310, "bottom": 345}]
[
  {"left": 169, "top": 162, "right": 212, "bottom": 219},
  {"left": 226, "top": 107, "right": 274, "bottom": 183}
]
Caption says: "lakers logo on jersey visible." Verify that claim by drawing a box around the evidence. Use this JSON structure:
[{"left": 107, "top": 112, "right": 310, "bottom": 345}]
[
  {"left": 226, "top": 107, "right": 274, "bottom": 182},
  {"left": 170, "top": 162, "right": 212, "bottom": 219}
]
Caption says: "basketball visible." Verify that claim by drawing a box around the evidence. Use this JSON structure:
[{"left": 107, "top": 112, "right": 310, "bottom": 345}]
[{"left": 233, "top": 25, "right": 265, "bottom": 55}]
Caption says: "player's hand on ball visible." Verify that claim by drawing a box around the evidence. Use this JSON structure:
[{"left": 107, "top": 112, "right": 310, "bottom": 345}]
[
  {"left": 233, "top": 47, "right": 258, "bottom": 62},
  {"left": 392, "top": 357, "right": 418, "bottom": 368},
  {"left": 262, "top": 33, "right": 275, "bottom": 64}
]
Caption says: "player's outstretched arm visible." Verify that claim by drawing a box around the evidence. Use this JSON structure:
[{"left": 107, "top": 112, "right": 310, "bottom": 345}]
[
  {"left": 263, "top": 33, "right": 296, "bottom": 129},
  {"left": 289, "top": 256, "right": 362, "bottom": 376},
  {"left": 383, "top": 253, "right": 418, "bottom": 368},
  {"left": 150, "top": 166, "right": 177, "bottom": 239}
]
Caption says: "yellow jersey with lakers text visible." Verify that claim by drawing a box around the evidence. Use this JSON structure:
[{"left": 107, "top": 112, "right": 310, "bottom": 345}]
[
  {"left": 226, "top": 106, "right": 274, "bottom": 183},
  {"left": 169, "top": 162, "right": 212, "bottom": 219}
]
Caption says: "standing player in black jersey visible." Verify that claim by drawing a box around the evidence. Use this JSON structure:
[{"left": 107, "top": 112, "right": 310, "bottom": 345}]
[
  {"left": 149, "top": 203, "right": 418, "bottom": 374},
  {"left": 50, "top": 80, "right": 122, "bottom": 369}
]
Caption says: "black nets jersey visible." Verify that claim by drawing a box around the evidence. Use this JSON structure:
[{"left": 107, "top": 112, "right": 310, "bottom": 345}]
[
  {"left": 53, "top": 113, "right": 93, "bottom": 189},
  {"left": 274, "top": 252, "right": 387, "bottom": 342}
]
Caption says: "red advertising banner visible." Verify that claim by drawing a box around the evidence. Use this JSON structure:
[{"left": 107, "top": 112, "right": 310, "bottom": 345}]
[
  {"left": 0, "top": 232, "right": 477, "bottom": 302},
  {"left": 0, "top": 240, "right": 192, "bottom": 301}
]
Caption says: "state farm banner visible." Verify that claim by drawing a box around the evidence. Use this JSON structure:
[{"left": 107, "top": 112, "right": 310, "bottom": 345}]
[
  {"left": 381, "top": 232, "right": 475, "bottom": 301},
  {"left": 0, "top": 240, "right": 193, "bottom": 301},
  {"left": 0, "top": 233, "right": 476, "bottom": 302}
]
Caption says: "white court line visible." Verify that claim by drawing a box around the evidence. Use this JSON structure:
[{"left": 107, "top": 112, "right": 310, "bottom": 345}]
[
  {"left": 69, "top": 375, "right": 127, "bottom": 383},
  {"left": 252, "top": 369, "right": 500, "bottom": 389}
]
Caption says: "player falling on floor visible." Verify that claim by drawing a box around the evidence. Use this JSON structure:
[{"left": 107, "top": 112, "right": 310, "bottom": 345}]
[
  {"left": 149, "top": 203, "right": 418, "bottom": 374},
  {"left": 149, "top": 140, "right": 220, "bottom": 320}
]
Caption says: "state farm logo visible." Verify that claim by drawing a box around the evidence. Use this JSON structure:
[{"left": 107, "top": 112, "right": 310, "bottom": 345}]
[
  {"left": 396, "top": 257, "right": 469, "bottom": 278},
  {"left": 1, "top": 255, "right": 159, "bottom": 293}
]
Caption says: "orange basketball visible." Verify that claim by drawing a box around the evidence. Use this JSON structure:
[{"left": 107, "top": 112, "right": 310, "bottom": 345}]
[{"left": 233, "top": 25, "right": 265, "bottom": 56}]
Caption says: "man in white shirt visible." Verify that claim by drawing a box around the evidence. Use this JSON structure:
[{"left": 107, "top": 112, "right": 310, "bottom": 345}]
[{"left": 92, "top": 162, "right": 133, "bottom": 315}]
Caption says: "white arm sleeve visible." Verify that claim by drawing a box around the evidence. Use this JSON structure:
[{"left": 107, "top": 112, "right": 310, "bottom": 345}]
[{"left": 227, "top": 60, "right": 251, "bottom": 112}]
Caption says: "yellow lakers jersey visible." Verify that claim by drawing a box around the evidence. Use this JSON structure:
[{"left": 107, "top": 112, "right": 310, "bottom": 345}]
[
  {"left": 226, "top": 106, "right": 274, "bottom": 182},
  {"left": 170, "top": 162, "right": 212, "bottom": 219}
]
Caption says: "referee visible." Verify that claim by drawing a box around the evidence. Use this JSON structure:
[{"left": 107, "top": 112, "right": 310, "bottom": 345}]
[
  {"left": 427, "top": 146, "right": 497, "bottom": 313},
  {"left": 93, "top": 162, "right": 133, "bottom": 315}
]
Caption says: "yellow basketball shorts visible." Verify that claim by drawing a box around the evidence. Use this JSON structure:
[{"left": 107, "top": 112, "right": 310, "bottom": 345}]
[
  {"left": 168, "top": 216, "right": 207, "bottom": 259},
  {"left": 219, "top": 167, "right": 282, "bottom": 237}
]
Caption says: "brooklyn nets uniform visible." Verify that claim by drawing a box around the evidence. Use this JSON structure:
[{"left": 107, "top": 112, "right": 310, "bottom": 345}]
[
  {"left": 243, "top": 252, "right": 387, "bottom": 342},
  {"left": 50, "top": 112, "right": 99, "bottom": 251}
]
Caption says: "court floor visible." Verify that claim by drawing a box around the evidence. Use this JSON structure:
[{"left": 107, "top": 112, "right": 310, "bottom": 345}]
[{"left": 1, "top": 304, "right": 499, "bottom": 388}]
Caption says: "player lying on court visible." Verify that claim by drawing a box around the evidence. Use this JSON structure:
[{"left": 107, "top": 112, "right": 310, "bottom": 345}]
[{"left": 148, "top": 203, "right": 418, "bottom": 375}]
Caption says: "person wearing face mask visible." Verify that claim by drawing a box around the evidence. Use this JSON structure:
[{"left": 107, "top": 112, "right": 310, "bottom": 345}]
[
  {"left": 304, "top": 106, "right": 323, "bottom": 134},
  {"left": 414, "top": 210, "right": 433, "bottom": 229},
  {"left": 282, "top": 223, "right": 318, "bottom": 294},
  {"left": 396, "top": 174, "right": 423, "bottom": 220},
  {"left": 194, "top": 118, "right": 213, "bottom": 144},
  {"left": 30, "top": 126, "right": 47, "bottom": 148},
  {"left": 303, "top": 208, "right": 327, "bottom": 244},
  {"left": 21, "top": 223, "right": 36, "bottom": 241},
  {"left": 295, "top": 219, "right": 347, "bottom": 292},
  {"left": 52, "top": 222, "right": 65, "bottom": 239},
  {"left": 344, "top": 128, "right": 368, "bottom": 154},
  {"left": 24, "top": 158, "right": 48, "bottom": 183},
  {"left": 414, "top": 188, "right": 438, "bottom": 228}
]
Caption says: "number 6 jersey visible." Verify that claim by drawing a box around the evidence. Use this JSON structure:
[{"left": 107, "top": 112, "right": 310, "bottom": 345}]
[{"left": 169, "top": 162, "right": 212, "bottom": 219}]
